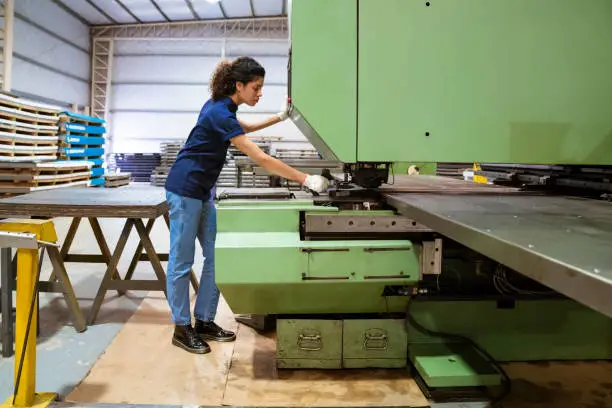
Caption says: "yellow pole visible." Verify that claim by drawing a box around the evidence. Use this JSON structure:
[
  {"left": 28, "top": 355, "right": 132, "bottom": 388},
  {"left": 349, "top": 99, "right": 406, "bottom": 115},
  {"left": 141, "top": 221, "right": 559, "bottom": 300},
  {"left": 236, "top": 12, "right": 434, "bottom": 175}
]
[
  {"left": 0, "top": 219, "right": 58, "bottom": 408},
  {"left": 13, "top": 248, "right": 37, "bottom": 407}
]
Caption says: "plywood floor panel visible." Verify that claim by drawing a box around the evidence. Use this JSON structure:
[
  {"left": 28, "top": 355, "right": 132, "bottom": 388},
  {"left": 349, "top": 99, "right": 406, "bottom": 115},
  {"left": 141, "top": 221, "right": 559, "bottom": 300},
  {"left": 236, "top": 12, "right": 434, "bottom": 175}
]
[
  {"left": 222, "top": 325, "right": 428, "bottom": 407},
  {"left": 65, "top": 294, "right": 236, "bottom": 406},
  {"left": 65, "top": 291, "right": 612, "bottom": 408}
]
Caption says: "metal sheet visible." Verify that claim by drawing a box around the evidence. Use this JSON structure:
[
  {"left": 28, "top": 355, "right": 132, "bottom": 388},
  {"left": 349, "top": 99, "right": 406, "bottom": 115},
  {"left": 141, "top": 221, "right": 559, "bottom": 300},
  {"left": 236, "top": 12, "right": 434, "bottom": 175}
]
[
  {"left": 385, "top": 192, "right": 612, "bottom": 319},
  {"left": 0, "top": 185, "right": 167, "bottom": 218}
]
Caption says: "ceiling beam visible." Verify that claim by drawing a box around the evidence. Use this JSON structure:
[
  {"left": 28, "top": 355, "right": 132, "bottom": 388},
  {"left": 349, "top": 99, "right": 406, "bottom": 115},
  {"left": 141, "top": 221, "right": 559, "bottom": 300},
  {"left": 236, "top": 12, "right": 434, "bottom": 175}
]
[
  {"left": 91, "top": 17, "right": 288, "bottom": 40},
  {"left": 51, "top": 0, "right": 89, "bottom": 25},
  {"left": 149, "top": 0, "right": 171, "bottom": 22},
  {"left": 114, "top": 0, "right": 142, "bottom": 23},
  {"left": 184, "top": 0, "right": 200, "bottom": 19},
  {"left": 86, "top": 0, "right": 117, "bottom": 24},
  {"left": 218, "top": 1, "right": 228, "bottom": 19}
]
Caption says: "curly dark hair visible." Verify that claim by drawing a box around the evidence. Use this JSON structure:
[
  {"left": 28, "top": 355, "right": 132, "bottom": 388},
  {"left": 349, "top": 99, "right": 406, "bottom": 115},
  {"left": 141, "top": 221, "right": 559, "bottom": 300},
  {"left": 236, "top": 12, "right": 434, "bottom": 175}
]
[{"left": 210, "top": 56, "right": 265, "bottom": 101}]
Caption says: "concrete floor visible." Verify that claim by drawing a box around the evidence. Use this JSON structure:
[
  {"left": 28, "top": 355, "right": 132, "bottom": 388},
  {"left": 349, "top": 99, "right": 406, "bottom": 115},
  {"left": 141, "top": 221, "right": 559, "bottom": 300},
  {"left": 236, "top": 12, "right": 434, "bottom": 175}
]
[{"left": 0, "top": 215, "right": 192, "bottom": 402}]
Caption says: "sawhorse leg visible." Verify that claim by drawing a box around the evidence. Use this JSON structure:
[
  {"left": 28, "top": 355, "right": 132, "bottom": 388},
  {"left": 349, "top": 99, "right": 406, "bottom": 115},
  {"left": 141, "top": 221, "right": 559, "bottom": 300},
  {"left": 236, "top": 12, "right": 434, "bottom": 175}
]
[
  {"left": 50, "top": 217, "right": 123, "bottom": 290},
  {"left": 125, "top": 217, "right": 198, "bottom": 292},
  {"left": 43, "top": 246, "right": 86, "bottom": 332},
  {"left": 88, "top": 217, "right": 172, "bottom": 325},
  {"left": 88, "top": 219, "right": 134, "bottom": 325}
]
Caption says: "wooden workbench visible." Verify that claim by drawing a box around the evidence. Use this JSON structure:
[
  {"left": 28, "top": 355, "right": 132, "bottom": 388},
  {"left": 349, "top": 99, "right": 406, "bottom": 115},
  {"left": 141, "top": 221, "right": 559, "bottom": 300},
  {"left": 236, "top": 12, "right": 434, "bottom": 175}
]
[{"left": 0, "top": 185, "right": 198, "bottom": 328}]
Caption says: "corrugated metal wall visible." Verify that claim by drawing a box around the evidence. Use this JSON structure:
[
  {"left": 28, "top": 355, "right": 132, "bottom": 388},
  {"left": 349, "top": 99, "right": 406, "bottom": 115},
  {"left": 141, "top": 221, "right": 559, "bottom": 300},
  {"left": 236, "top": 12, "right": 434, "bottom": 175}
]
[
  {"left": 9, "top": 0, "right": 90, "bottom": 107},
  {"left": 109, "top": 39, "right": 311, "bottom": 154}
]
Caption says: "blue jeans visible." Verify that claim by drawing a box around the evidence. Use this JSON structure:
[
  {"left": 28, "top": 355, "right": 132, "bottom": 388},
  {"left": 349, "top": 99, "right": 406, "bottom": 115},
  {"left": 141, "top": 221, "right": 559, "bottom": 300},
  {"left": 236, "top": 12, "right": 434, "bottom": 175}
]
[{"left": 165, "top": 190, "right": 219, "bottom": 325}]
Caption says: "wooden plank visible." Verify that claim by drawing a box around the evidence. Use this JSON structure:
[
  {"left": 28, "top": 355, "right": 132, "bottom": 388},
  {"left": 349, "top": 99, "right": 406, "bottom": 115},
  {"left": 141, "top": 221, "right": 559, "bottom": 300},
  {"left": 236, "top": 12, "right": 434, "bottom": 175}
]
[{"left": 0, "top": 179, "right": 89, "bottom": 194}]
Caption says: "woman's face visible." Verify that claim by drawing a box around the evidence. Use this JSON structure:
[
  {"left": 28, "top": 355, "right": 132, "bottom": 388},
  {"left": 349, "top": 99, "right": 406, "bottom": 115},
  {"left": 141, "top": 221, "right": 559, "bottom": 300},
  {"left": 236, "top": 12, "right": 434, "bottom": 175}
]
[{"left": 236, "top": 77, "right": 264, "bottom": 106}]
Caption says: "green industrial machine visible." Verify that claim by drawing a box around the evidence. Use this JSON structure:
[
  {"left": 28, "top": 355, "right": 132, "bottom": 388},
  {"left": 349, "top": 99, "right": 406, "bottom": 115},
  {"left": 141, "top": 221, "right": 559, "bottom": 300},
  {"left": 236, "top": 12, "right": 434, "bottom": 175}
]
[
  {"left": 289, "top": 0, "right": 612, "bottom": 187},
  {"left": 215, "top": 0, "right": 612, "bottom": 404}
]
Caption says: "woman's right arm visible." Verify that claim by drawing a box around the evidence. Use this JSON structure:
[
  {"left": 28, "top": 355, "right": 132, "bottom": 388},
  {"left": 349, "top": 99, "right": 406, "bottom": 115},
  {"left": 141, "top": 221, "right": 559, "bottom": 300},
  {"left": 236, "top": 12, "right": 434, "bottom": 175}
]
[
  {"left": 231, "top": 134, "right": 307, "bottom": 183},
  {"left": 230, "top": 135, "right": 329, "bottom": 192}
]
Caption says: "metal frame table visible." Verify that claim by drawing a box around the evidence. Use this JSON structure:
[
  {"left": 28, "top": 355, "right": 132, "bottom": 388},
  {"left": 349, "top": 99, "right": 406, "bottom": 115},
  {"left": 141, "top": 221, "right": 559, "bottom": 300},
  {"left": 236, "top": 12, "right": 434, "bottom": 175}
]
[{"left": 0, "top": 186, "right": 199, "bottom": 328}]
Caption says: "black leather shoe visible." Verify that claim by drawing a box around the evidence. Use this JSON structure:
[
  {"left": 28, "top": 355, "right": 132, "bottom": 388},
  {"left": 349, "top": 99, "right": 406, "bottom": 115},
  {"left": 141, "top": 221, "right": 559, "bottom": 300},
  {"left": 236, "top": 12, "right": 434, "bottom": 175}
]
[
  {"left": 195, "top": 320, "right": 236, "bottom": 342},
  {"left": 172, "top": 324, "right": 211, "bottom": 354}
]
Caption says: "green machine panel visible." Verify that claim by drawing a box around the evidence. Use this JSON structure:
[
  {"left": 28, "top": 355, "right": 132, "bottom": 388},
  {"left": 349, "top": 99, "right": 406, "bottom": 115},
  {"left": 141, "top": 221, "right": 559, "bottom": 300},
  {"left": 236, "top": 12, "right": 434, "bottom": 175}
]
[
  {"left": 408, "top": 299, "right": 612, "bottom": 362},
  {"left": 290, "top": 0, "right": 612, "bottom": 165},
  {"left": 216, "top": 232, "right": 418, "bottom": 314},
  {"left": 358, "top": 0, "right": 612, "bottom": 164},
  {"left": 290, "top": 0, "right": 356, "bottom": 162}
]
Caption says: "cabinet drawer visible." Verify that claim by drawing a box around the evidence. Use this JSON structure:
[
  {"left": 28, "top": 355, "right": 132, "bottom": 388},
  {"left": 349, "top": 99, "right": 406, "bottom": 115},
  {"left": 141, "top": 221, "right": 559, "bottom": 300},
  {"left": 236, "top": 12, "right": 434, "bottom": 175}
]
[
  {"left": 342, "top": 319, "right": 407, "bottom": 368},
  {"left": 277, "top": 319, "right": 342, "bottom": 369}
]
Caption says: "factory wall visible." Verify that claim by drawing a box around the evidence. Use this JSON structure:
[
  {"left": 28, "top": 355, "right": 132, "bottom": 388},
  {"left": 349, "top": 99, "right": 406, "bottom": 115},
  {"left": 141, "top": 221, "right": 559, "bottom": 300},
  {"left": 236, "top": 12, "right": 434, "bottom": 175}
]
[
  {"left": 7, "top": 0, "right": 90, "bottom": 107},
  {"left": 109, "top": 39, "right": 312, "bottom": 154}
]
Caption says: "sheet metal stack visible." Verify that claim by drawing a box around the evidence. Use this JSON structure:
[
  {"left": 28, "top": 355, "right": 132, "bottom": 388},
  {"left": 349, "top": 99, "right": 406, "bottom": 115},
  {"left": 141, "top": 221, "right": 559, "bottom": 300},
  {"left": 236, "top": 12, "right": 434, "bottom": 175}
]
[
  {"left": 274, "top": 148, "right": 320, "bottom": 160},
  {"left": 108, "top": 153, "right": 161, "bottom": 183},
  {"left": 275, "top": 147, "right": 320, "bottom": 190},
  {"left": 58, "top": 112, "right": 107, "bottom": 187},
  {"left": 233, "top": 139, "right": 271, "bottom": 188},
  {"left": 150, "top": 140, "right": 184, "bottom": 187},
  {"left": 218, "top": 150, "right": 238, "bottom": 187},
  {"left": 436, "top": 162, "right": 472, "bottom": 179}
]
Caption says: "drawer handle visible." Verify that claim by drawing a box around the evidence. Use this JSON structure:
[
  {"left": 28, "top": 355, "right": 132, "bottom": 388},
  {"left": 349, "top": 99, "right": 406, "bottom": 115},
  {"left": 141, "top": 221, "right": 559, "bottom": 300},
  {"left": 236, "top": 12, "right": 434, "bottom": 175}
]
[
  {"left": 364, "top": 247, "right": 411, "bottom": 253},
  {"left": 298, "top": 333, "right": 322, "bottom": 351},
  {"left": 363, "top": 333, "right": 388, "bottom": 350},
  {"left": 302, "top": 248, "right": 349, "bottom": 253}
]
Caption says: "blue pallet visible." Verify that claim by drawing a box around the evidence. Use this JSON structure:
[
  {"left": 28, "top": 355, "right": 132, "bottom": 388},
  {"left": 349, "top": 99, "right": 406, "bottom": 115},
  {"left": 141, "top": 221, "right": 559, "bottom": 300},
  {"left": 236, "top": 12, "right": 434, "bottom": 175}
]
[
  {"left": 61, "top": 147, "right": 105, "bottom": 157},
  {"left": 90, "top": 167, "right": 104, "bottom": 177},
  {"left": 64, "top": 123, "right": 106, "bottom": 135},
  {"left": 61, "top": 111, "right": 106, "bottom": 125},
  {"left": 91, "top": 167, "right": 105, "bottom": 177},
  {"left": 59, "top": 156, "right": 104, "bottom": 166},
  {"left": 62, "top": 135, "right": 105, "bottom": 146},
  {"left": 89, "top": 177, "right": 105, "bottom": 187},
  {"left": 86, "top": 158, "right": 104, "bottom": 166}
]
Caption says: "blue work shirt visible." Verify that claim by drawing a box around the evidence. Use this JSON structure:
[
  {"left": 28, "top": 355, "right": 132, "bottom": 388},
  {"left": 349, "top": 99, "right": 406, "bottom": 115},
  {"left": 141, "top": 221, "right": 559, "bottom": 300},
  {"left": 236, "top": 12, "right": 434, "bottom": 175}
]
[{"left": 165, "top": 97, "right": 244, "bottom": 201}]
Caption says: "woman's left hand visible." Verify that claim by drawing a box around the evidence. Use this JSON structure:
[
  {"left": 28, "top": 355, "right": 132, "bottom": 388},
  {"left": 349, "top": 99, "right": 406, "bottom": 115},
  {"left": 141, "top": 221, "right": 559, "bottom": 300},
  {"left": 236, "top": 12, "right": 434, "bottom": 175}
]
[{"left": 277, "top": 97, "right": 291, "bottom": 121}]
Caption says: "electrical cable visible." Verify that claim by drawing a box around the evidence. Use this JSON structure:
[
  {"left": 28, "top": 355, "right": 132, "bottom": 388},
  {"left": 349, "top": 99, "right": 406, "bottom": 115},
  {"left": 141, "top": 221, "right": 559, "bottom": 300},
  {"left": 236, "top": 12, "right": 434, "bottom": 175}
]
[{"left": 405, "top": 296, "right": 511, "bottom": 407}]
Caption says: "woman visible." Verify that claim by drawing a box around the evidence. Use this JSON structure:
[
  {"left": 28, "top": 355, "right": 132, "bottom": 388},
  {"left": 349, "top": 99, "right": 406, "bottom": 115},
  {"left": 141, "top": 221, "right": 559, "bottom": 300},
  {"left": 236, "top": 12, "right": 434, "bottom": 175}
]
[{"left": 164, "top": 56, "right": 329, "bottom": 354}]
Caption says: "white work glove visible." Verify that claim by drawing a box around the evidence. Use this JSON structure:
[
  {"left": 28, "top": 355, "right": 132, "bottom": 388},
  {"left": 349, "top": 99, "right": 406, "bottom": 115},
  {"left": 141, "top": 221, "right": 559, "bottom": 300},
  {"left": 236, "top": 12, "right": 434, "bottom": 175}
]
[
  {"left": 277, "top": 97, "right": 290, "bottom": 121},
  {"left": 303, "top": 175, "right": 329, "bottom": 193}
]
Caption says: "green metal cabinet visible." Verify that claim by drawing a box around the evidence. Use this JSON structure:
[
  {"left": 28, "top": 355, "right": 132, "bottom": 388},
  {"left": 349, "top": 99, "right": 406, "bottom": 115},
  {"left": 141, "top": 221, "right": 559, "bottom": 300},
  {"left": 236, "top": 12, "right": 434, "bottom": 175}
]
[
  {"left": 277, "top": 319, "right": 343, "bottom": 369},
  {"left": 277, "top": 318, "right": 408, "bottom": 369},
  {"left": 343, "top": 319, "right": 407, "bottom": 369}
]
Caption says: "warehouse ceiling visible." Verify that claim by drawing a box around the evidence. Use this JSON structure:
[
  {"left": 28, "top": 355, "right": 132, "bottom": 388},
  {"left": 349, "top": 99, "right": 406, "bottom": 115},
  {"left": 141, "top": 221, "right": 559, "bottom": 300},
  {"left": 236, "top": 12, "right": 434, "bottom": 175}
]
[{"left": 54, "top": 0, "right": 287, "bottom": 26}]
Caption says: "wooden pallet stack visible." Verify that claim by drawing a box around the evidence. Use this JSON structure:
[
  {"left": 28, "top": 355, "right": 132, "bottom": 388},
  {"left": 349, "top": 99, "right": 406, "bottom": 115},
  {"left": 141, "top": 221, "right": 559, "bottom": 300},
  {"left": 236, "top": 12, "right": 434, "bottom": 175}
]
[
  {"left": 58, "top": 112, "right": 107, "bottom": 187},
  {"left": 0, "top": 93, "right": 60, "bottom": 162},
  {"left": 0, "top": 161, "right": 92, "bottom": 195},
  {"left": 104, "top": 172, "right": 131, "bottom": 188},
  {"left": 0, "top": 93, "right": 95, "bottom": 195}
]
